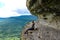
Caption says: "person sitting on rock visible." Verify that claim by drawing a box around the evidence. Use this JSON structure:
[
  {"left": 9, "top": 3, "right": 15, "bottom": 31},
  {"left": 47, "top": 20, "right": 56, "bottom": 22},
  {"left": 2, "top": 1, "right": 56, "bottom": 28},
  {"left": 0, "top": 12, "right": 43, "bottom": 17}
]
[{"left": 24, "top": 21, "right": 35, "bottom": 34}]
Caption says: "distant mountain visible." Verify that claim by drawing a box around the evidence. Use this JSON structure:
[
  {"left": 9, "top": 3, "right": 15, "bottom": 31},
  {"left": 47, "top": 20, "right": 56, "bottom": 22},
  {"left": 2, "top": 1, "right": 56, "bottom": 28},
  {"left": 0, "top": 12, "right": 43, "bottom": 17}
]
[{"left": 0, "top": 15, "right": 38, "bottom": 38}]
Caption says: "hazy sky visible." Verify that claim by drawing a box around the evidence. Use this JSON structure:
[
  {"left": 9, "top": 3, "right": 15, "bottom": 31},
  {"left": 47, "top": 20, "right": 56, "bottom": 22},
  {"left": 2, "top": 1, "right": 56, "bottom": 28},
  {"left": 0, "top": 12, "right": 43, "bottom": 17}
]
[{"left": 0, "top": 0, "right": 31, "bottom": 18}]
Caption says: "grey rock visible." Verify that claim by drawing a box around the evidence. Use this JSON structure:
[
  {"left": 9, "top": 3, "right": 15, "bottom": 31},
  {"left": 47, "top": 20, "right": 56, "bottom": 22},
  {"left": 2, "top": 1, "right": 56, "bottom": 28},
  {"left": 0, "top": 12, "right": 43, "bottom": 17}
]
[
  {"left": 21, "top": 21, "right": 60, "bottom": 40},
  {"left": 26, "top": 0, "right": 60, "bottom": 16},
  {"left": 21, "top": 0, "right": 60, "bottom": 40}
]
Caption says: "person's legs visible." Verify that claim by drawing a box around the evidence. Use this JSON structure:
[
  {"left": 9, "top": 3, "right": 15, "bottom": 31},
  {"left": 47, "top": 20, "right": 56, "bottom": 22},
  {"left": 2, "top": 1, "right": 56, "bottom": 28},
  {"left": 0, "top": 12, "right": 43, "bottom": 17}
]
[
  {"left": 28, "top": 28, "right": 34, "bottom": 30},
  {"left": 24, "top": 28, "right": 34, "bottom": 34},
  {"left": 24, "top": 30, "right": 28, "bottom": 34}
]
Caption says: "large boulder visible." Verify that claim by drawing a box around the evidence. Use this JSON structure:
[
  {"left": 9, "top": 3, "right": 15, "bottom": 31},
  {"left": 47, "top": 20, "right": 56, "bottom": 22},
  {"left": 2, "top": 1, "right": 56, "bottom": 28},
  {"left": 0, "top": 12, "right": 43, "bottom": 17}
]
[
  {"left": 26, "top": 0, "right": 60, "bottom": 16},
  {"left": 26, "top": 0, "right": 60, "bottom": 29},
  {"left": 21, "top": 21, "right": 60, "bottom": 40},
  {"left": 21, "top": 0, "right": 60, "bottom": 40}
]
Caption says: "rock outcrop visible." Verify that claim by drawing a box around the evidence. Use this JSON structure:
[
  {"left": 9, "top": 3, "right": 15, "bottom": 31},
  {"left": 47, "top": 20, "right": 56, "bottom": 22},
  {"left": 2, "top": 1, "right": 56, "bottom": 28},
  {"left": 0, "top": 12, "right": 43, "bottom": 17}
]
[
  {"left": 26, "top": 0, "right": 60, "bottom": 30},
  {"left": 21, "top": 21, "right": 60, "bottom": 40},
  {"left": 26, "top": 0, "right": 60, "bottom": 16},
  {"left": 21, "top": 0, "right": 60, "bottom": 40}
]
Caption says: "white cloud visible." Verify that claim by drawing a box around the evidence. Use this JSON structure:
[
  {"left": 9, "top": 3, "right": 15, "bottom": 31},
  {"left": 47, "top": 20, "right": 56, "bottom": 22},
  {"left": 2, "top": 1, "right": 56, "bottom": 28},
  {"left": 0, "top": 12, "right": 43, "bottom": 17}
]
[{"left": 0, "top": 0, "right": 29, "bottom": 18}]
